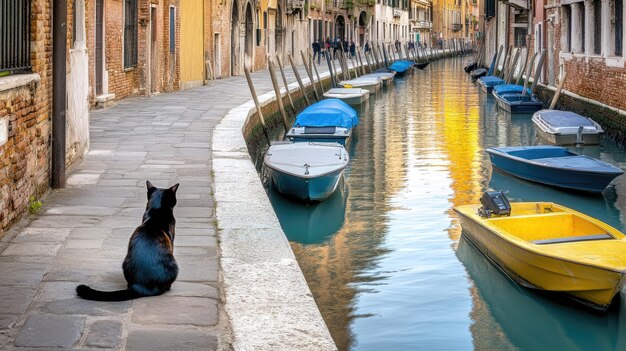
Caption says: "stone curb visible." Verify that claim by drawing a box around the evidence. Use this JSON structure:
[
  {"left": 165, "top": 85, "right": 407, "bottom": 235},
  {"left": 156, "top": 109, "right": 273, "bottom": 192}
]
[{"left": 212, "top": 67, "right": 338, "bottom": 350}]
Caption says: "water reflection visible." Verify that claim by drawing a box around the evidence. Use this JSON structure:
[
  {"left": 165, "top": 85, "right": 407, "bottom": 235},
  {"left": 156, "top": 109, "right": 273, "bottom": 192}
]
[
  {"left": 268, "top": 180, "right": 348, "bottom": 244},
  {"left": 457, "top": 236, "right": 626, "bottom": 351},
  {"left": 265, "top": 58, "right": 626, "bottom": 351}
]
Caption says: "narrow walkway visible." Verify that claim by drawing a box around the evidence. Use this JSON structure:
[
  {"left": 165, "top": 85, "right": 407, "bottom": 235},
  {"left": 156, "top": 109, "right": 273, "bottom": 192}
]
[{"left": 0, "top": 60, "right": 332, "bottom": 350}]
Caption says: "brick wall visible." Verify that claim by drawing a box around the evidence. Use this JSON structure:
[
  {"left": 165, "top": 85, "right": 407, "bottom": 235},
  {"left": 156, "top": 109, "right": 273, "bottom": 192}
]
[
  {"left": 544, "top": 3, "right": 626, "bottom": 111},
  {"left": 0, "top": 0, "right": 53, "bottom": 236}
]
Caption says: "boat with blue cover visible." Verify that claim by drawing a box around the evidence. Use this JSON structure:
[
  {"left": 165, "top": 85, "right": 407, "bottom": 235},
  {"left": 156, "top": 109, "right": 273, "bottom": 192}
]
[
  {"left": 492, "top": 91, "right": 543, "bottom": 114},
  {"left": 389, "top": 61, "right": 412, "bottom": 75},
  {"left": 493, "top": 49, "right": 546, "bottom": 114},
  {"left": 264, "top": 142, "right": 349, "bottom": 202},
  {"left": 532, "top": 109, "right": 603, "bottom": 146},
  {"left": 477, "top": 46, "right": 511, "bottom": 92},
  {"left": 286, "top": 99, "right": 358, "bottom": 145},
  {"left": 493, "top": 84, "right": 528, "bottom": 95},
  {"left": 478, "top": 76, "right": 506, "bottom": 93},
  {"left": 486, "top": 146, "right": 623, "bottom": 193}
]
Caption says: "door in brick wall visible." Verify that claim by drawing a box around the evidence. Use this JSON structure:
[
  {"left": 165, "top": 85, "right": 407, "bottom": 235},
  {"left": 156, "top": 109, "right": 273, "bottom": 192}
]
[{"left": 95, "top": 0, "right": 104, "bottom": 95}]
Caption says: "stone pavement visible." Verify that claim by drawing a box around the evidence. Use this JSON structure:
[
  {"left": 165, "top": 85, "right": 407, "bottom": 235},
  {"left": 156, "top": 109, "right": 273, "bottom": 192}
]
[{"left": 0, "top": 60, "right": 334, "bottom": 350}]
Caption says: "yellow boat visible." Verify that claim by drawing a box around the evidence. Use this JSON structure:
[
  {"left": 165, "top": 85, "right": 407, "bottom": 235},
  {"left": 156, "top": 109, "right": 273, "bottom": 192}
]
[{"left": 455, "top": 194, "right": 626, "bottom": 311}]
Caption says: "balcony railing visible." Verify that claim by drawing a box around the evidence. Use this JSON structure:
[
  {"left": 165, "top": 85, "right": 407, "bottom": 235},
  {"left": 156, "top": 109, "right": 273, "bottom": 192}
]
[
  {"left": 451, "top": 23, "right": 462, "bottom": 32},
  {"left": 411, "top": 19, "right": 432, "bottom": 29}
]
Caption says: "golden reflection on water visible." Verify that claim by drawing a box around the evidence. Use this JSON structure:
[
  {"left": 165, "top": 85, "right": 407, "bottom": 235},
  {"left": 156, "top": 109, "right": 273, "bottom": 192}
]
[{"left": 278, "top": 58, "right": 626, "bottom": 351}]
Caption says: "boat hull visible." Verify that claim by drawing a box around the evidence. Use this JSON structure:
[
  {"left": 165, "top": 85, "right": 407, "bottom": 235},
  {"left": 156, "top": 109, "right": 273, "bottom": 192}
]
[
  {"left": 322, "top": 91, "right": 369, "bottom": 105},
  {"left": 488, "top": 151, "right": 621, "bottom": 193},
  {"left": 269, "top": 167, "right": 344, "bottom": 202},
  {"left": 339, "top": 81, "right": 381, "bottom": 94},
  {"left": 493, "top": 91, "right": 543, "bottom": 114},
  {"left": 535, "top": 126, "right": 602, "bottom": 146},
  {"left": 455, "top": 204, "right": 626, "bottom": 310}
]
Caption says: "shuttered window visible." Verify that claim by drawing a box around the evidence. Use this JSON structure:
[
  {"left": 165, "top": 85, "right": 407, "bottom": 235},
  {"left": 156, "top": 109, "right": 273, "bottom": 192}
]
[
  {"left": 0, "top": 0, "right": 31, "bottom": 75},
  {"left": 124, "top": 0, "right": 138, "bottom": 68}
]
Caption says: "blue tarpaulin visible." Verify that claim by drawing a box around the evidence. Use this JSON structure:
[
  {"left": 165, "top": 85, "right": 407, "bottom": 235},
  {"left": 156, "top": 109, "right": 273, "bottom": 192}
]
[
  {"left": 389, "top": 61, "right": 411, "bottom": 73},
  {"left": 294, "top": 99, "right": 359, "bottom": 129}
]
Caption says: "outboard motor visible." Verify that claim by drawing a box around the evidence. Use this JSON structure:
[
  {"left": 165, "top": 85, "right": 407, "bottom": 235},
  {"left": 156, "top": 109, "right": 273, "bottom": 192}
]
[{"left": 478, "top": 191, "right": 511, "bottom": 218}]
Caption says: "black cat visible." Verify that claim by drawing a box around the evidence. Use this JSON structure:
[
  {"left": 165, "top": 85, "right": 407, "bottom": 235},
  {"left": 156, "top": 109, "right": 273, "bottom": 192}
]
[{"left": 76, "top": 181, "right": 180, "bottom": 301}]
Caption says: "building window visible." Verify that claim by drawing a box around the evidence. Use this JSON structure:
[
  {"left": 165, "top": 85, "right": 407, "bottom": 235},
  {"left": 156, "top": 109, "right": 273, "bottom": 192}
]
[
  {"left": 514, "top": 27, "right": 527, "bottom": 47},
  {"left": 124, "top": 0, "right": 138, "bottom": 68},
  {"left": 0, "top": 0, "right": 31, "bottom": 74},
  {"left": 594, "top": 0, "right": 601, "bottom": 55},
  {"left": 562, "top": 5, "right": 571, "bottom": 52},
  {"left": 169, "top": 6, "right": 176, "bottom": 54},
  {"left": 616, "top": 0, "right": 623, "bottom": 56}
]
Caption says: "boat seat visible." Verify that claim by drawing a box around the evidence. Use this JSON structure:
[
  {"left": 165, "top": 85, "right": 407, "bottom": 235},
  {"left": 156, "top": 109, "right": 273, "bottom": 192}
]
[
  {"left": 304, "top": 127, "right": 337, "bottom": 134},
  {"left": 532, "top": 233, "right": 613, "bottom": 245}
]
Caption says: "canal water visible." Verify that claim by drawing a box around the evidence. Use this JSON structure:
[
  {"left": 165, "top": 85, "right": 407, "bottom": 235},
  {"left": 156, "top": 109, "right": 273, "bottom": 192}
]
[{"left": 267, "top": 58, "right": 626, "bottom": 350}]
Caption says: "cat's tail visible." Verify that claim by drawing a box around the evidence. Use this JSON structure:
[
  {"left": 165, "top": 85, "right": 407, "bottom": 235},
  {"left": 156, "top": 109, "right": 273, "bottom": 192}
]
[{"left": 76, "top": 284, "right": 141, "bottom": 301}]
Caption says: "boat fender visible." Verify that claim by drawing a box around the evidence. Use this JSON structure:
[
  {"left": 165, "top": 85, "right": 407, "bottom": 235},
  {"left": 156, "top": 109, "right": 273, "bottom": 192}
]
[{"left": 478, "top": 191, "right": 511, "bottom": 217}]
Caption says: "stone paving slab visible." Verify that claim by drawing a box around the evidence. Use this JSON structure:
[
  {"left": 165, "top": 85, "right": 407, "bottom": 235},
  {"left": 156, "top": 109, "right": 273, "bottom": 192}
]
[{"left": 0, "top": 59, "right": 343, "bottom": 350}]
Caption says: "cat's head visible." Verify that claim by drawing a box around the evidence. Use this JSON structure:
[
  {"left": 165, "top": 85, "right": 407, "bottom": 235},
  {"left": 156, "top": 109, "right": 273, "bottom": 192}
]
[{"left": 146, "top": 181, "right": 179, "bottom": 211}]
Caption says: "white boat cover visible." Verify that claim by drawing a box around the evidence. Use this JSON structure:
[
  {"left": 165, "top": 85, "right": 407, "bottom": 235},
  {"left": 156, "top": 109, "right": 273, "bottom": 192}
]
[
  {"left": 339, "top": 77, "right": 382, "bottom": 87},
  {"left": 323, "top": 88, "right": 369, "bottom": 99},
  {"left": 264, "top": 142, "right": 349, "bottom": 179},
  {"left": 533, "top": 109, "right": 603, "bottom": 135}
]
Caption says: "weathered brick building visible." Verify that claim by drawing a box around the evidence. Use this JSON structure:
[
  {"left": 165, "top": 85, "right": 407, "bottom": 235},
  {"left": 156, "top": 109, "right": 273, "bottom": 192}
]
[
  {"left": 0, "top": 0, "right": 54, "bottom": 235},
  {"left": 480, "top": 0, "right": 625, "bottom": 126}
]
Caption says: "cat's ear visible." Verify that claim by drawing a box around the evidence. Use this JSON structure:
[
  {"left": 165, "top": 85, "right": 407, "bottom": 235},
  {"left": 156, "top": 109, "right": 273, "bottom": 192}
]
[
  {"left": 146, "top": 181, "right": 157, "bottom": 199},
  {"left": 169, "top": 183, "right": 180, "bottom": 193}
]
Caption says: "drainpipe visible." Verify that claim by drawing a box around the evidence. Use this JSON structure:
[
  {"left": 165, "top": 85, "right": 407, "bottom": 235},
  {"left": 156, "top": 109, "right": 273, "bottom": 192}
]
[{"left": 52, "top": 0, "right": 67, "bottom": 188}]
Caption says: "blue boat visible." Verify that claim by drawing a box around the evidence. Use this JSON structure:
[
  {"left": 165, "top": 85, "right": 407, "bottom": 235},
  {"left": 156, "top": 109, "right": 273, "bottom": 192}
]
[
  {"left": 493, "top": 84, "right": 528, "bottom": 95},
  {"left": 486, "top": 146, "right": 623, "bottom": 193},
  {"left": 286, "top": 99, "right": 358, "bottom": 145},
  {"left": 478, "top": 75, "right": 505, "bottom": 93},
  {"left": 389, "top": 61, "right": 412, "bottom": 75},
  {"left": 492, "top": 90, "right": 543, "bottom": 114},
  {"left": 264, "top": 142, "right": 350, "bottom": 202}
]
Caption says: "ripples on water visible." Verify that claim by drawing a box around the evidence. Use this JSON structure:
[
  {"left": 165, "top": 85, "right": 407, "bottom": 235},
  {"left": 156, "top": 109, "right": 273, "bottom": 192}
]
[{"left": 267, "top": 58, "right": 626, "bottom": 351}]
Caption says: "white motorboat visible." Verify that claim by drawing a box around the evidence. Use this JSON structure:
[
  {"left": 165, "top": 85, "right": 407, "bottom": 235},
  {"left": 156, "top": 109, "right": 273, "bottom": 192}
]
[
  {"left": 322, "top": 88, "right": 370, "bottom": 105},
  {"left": 532, "top": 109, "right": 603, "bottom": 145},
  {"left": 264, "top": 142, "right": 349, "bottom": 202}
]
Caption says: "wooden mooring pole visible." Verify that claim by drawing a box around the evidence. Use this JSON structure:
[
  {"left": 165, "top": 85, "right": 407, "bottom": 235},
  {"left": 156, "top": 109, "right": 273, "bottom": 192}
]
[
  {"left": 275, "top": 56, "right": 297, "bottom": 114},
  {"left": 267, "top": 57, "right": 290, "bottom": 132},
  {"left": 300, "top": 50, "right": 320, "bottom": 101},
  {"left": 288, "top": 53, "right": 311, "bottom": 106},
  {"left": 309, "top": 51, "right": 324, "bottom": 95},
  {"left": 549, "top": 70, "right": 568, "bottom": 110},
  {"left": 243, "top": 65, "right": 271, "bottom": 144}
]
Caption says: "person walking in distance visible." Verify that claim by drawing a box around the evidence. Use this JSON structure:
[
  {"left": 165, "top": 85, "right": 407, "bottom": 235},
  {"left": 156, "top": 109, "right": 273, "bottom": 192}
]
[{"left": 312, "top": 39, "right": 321, "bottom": 64}]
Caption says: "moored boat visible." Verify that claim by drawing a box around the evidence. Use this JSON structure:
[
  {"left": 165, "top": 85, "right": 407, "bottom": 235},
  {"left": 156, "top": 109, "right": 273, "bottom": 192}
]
[
  {"left": 455, "top": 191, "right": 626, "bottom": 311},
  {"left": 264, "top": 142, "right": 349, "bottom": 202},
  {"left": 415, "top": 61, "right": 430, "bottom": 70},
  {"left": 478, "top": 76, "right": 505, "bottom": 93},
  {"left": 339, "top": 77, "right": 382, "bottom": 94},
  {"left": 486, "top": 146, "right": 623, "bottom": 193},
  {"left": 323, "top": 88, "right": 370, "bottom": 105},
  {"left": 389, "top": 61, "right": 412, "bottom": 76},
  {"left": 532, "top": 109, "right": 604, "bottom": 146},
  {"left": 493, "top": 90, "right": 543, "bottom": 114},
  {"left": 286, "top": 99, "right": 358, "bottom": 145},
  {"left": 361, "top": 71, "right": 395, "bottom": 86}
]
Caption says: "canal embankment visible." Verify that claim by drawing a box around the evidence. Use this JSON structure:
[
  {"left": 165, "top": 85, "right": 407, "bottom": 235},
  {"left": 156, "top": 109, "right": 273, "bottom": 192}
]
[{"left": 213, "top": 50, "right": 462, "bottom": 350}]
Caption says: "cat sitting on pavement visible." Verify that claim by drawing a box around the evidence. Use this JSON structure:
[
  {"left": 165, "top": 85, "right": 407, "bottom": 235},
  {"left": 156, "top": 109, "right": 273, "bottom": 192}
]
[{"left": 76, "top": 181, "right": 179, "bottom": 301}]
